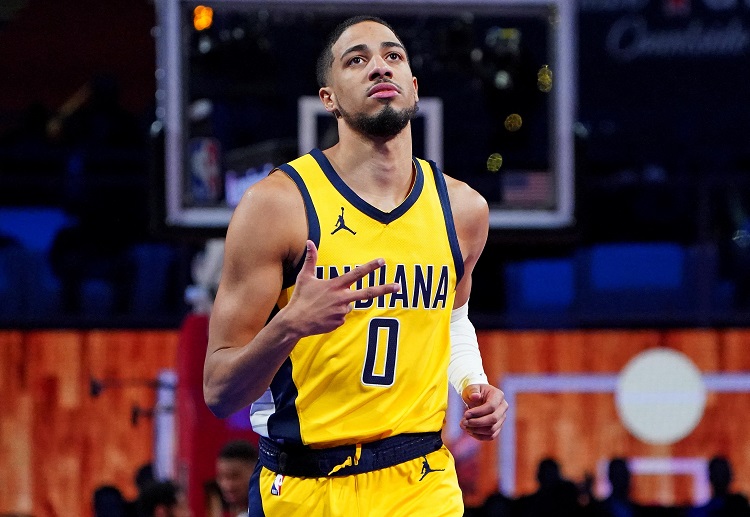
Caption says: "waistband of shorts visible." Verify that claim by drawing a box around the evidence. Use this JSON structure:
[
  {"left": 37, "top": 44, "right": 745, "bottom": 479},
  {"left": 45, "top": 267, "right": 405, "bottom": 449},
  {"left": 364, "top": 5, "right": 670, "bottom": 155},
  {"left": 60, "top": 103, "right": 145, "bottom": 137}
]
[{"left": 258, "top": 431, "right": 443, "bottom": 478}]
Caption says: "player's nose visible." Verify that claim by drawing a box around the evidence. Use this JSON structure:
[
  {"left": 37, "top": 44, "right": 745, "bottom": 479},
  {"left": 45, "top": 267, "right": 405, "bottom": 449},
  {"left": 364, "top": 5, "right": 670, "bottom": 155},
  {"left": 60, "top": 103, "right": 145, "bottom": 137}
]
[{"left": 368, "top": 57, "right": 393, "bottom": 81}]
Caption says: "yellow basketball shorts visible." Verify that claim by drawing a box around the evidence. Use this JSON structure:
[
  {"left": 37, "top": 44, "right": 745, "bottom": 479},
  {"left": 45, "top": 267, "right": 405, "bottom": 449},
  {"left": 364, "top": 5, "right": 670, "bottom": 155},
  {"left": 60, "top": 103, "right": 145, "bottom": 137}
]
[{"left": 247, "top": 445, "right": 463, "bottom": 516}]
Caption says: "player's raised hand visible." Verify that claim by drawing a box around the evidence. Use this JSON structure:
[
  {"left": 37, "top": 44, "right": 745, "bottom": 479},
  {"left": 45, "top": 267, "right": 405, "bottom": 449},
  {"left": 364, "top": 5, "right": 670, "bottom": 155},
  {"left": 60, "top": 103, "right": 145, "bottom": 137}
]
[{"left": 285, "top": 240, "right": 400, "bottom": 336}]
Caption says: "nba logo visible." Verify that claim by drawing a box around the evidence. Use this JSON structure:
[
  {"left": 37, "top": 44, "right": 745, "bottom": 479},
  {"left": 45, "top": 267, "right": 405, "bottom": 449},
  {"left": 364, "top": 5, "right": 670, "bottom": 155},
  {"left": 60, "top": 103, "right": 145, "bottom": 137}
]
[
  {"left": 664, "top": 0, "right": 691, "bottom": 16},
  {"left": 188, "top": 136, "right": 223, "bottom": 204},
  {"left": 271, "top": 474, "right": 284, "bottom": 496}
]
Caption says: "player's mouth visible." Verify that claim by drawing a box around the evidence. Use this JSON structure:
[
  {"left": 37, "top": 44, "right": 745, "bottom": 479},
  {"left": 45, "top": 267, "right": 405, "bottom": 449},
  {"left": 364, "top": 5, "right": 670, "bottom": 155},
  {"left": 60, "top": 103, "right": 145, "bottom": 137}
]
[{"left": 368, "top": 81, "right": 400, "bottom": 99}]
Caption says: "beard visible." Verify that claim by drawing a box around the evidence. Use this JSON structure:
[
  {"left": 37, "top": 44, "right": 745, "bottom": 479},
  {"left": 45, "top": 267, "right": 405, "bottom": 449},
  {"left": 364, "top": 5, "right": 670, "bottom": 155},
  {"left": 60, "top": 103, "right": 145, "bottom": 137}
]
[{"left": 338, "top": 101, "right": 419, "bottom": 138}]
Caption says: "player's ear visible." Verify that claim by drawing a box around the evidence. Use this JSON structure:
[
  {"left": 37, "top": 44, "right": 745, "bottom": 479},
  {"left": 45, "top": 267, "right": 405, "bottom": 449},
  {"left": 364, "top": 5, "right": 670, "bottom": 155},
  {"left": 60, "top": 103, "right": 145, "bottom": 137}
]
[
  {"left": 319, "top": 87, "right": 339, "bottom": 116},
  {"left": 413, "top": 77, "right": 419, "bottom": 103}
]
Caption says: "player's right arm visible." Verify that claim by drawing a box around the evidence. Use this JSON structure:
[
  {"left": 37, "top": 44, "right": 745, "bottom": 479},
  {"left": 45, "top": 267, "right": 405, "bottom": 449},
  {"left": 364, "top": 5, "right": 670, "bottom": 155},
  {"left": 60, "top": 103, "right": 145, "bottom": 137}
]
[
  {"left": 203, "top": 172, "right": 400, "bottom": 418},
  {"left": 204, "top": 172, "right": 303, "bottom": 418}
]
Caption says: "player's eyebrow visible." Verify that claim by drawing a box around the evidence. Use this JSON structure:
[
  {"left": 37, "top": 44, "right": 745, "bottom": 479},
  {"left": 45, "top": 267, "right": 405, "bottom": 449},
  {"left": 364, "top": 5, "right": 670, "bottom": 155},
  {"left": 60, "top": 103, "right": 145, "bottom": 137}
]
[
  {"left": 340, "top": 41, "right": 407, "bottom": 61},
  {"left": 381, "top": 41, "right": 406, "bottom": 53}
]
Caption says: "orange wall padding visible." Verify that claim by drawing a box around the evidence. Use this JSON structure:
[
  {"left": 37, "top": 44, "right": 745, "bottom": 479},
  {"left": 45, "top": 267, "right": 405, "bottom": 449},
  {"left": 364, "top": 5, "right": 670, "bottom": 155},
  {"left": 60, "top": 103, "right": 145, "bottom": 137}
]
[
  {"left": 1, "top": 327, "right": 749, "bottom": 516},
  {"left": 0, "top": 329, "right": 178, "bottom": 517}
]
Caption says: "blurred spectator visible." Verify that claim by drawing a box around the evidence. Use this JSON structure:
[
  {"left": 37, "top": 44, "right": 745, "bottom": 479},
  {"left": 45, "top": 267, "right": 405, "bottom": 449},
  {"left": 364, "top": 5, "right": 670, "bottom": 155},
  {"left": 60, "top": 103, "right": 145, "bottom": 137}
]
[
  {"left": 137, "top": 480, "right": 191, "bottom": 517},
  {"left": 51, "top": 75, "right": 148, "bottom": 222},
  {"left": 588, "top": 458, "right": 646, "bottom": 517},
  {"left": 44, "top": 73, "right": 152, "bottom": 316},
  {"left": 49, "top": 218, "right": 133, "bottom": 314},
  {"left": 205, "top": 479, "right": 225, "bottom": 517},
  {"left": 48, "top": 73, "right": 143, "bottom": 150},
  {"left": 214, "top": 440, "right": 258, "bottom": 517},
  {"left": 0, "top": 100, "right": 66, "bottom": 205},
  {"left": 689, "top": 456, "right": 750, "bottom": 517},
  {"left": 135, "top": 463, "right": 157, "bottom": 494},
  {"left": 92, "top": 464, "right": 156, "bottom": 517},
  {"left": 93, "top": 485, "right": 132, "bottom": 517},
  {"left": 515, "top": 457, "right": 582, "bottom": 517},
  {"left": 471, "top": 489, "right": 515, "bottom": 517}
]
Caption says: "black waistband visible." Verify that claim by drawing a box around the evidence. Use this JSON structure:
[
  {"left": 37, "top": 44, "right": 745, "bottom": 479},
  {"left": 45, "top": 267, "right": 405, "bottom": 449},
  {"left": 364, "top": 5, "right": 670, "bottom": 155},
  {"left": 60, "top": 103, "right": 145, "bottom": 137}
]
[{"left": 258, "top": 432, "right": 443, "bottom": 478}]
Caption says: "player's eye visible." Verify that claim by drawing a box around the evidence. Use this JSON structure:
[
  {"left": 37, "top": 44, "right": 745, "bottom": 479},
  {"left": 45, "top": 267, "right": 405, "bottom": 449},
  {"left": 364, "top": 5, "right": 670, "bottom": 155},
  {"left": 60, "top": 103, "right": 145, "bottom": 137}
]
[
  {"left": 387, "top": 52, "right": 402, "bottom": 60},
  {"left": 348, "top": 56, "right": 365, "bottom": 65}
]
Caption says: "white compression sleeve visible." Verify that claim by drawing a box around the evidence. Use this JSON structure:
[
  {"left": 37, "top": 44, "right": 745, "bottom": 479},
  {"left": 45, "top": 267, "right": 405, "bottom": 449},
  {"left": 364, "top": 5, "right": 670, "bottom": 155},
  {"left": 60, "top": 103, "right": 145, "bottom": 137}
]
[{"left": 448, "top": 301, "right": 488, "bottom": 396}]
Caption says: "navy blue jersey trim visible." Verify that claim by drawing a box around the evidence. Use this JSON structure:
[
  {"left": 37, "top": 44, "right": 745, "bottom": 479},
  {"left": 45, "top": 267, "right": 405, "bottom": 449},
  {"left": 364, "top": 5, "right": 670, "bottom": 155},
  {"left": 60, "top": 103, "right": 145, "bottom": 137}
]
[
  {"left": 277, "top": 163, "right": 320, "bottom": 288},
  {"left": 310, "top": 148, "right": 424, "bottom": 224},
  {"left": 247, "top": 460, "right": 266, "bottom": 516},
  {"left": 267, "top": 357, "right": 303, "bottom": 443},
  {"left": 429, "top": 160, "right": 465, "bottom": 284}
]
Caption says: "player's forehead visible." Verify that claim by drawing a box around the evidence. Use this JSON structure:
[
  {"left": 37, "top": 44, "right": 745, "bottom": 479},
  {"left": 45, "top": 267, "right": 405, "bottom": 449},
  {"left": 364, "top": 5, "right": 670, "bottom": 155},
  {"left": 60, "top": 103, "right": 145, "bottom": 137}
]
[{"left": 332, "top": 21, "right": 402, "bottom": 57}]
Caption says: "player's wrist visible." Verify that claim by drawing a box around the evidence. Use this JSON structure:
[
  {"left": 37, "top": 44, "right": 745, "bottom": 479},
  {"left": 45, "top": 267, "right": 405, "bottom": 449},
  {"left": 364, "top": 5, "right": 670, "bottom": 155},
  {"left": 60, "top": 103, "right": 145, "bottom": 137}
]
[{"left": 272, "top": 305, "right": 308, "bottom": 345}]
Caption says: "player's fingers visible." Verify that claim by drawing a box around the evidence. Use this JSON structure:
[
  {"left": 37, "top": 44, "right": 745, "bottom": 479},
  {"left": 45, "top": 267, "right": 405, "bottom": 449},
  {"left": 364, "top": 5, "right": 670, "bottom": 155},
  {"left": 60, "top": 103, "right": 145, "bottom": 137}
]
[
  {"left": 460, "top": 422, "right": 501, "bottom": 441},
  {"left": 470, "top": 427, "right": 503, "bottom": 441},
  {"left": 333, "top": 258, "right": 387, "bottom": 287},
  {"left": 297, "top": 240, "right": 318, "bottom": 278},
  {"left": 344, "top": 282, "right": 401, "bottom": 304},
  {"left": 463, "top": 412, "right": 500, "bottom": 429},
  {"left": 463, "top": 402, "right": 495, "bottom": 420},
  {"left": 462, "top": 416, "right": 505, "bottom": 435},
  {"left": 463, "top": 426, "right": 495, "bottom": 438}
]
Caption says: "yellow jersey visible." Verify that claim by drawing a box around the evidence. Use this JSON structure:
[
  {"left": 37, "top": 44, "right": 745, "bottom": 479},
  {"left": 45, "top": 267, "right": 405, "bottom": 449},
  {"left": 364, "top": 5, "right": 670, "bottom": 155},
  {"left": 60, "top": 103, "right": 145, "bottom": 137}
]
[{"left": 252, "top": 148, "right": 464, "bottom": 448}]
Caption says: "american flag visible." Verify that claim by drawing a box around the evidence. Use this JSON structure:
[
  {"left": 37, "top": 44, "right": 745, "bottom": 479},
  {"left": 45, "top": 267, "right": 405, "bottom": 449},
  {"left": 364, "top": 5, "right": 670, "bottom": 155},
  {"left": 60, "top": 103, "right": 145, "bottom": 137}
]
[{"left": 501, "top": 171, "right": 554, "bottom": 207}]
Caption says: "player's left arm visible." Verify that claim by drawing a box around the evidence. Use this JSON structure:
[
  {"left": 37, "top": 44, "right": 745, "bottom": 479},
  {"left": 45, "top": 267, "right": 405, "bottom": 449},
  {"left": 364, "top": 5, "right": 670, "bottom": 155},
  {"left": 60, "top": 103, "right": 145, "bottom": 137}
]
[{"left": 446, "top": 176, "right": 509, "bottom": 441}]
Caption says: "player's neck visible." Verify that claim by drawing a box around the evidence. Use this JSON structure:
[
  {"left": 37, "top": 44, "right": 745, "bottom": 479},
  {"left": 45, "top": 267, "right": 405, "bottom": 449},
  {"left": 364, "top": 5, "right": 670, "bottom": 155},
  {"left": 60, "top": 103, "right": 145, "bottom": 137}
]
[{"left": 323, "top": 129, "right": 414, "bottom": 212}]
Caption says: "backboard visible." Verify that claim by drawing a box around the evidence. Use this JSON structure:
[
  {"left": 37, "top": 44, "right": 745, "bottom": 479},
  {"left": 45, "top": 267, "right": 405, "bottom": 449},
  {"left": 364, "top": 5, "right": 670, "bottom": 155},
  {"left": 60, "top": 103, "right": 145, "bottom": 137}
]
[{"left": 153, "top": 0, "right": 576, "bottom": 231}]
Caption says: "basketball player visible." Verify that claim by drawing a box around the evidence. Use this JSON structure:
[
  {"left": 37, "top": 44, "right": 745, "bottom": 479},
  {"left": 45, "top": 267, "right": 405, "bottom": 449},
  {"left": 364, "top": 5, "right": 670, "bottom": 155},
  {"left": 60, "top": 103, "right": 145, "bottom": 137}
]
[{"left": 204, "top": 15, "right": 508, "bottom": 516}]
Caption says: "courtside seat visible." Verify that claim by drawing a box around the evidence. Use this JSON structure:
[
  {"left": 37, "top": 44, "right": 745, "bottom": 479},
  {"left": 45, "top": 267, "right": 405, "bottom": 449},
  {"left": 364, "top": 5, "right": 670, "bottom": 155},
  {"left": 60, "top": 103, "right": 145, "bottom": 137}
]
[
  {"left": 684, "top": 242, "right": 736, "bottom": 318},
  {"left": 0, "top": 242, "right": 26, "bottom": 323},
  {"left": 127, "top": 242, "right": 179, "bottom": 316},
  {"left": 0, "top": 207, "right": 72, "bottom": 323},
  {"left": 80, "top": 278, "right": 116, "bottom": 317},
  {"left": 504, "top": 257, "right": 576, "bottom": 328},
  {"left": 0, "top": 243, "right": 63, "bottom": 324},
  {"left": 0, "top": 207, "right": 75, "bottom": 253},
  {"left": 22, "top": 249, "right": 63, "bottom": 321},
  {"left": 576, "top": 242, "right": 691, "bottom": 323}
]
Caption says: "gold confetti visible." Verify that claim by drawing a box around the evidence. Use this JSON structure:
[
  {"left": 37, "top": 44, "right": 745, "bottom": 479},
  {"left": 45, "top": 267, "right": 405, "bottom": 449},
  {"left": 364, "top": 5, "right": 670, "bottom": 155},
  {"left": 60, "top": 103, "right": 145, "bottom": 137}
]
[
  {"left": 486, "top": 153, "right": 503, "bottom": 172},
  {"left": 504, "top": 114, "right": 522, "bottom": 132},
  {"left": 537, "top": 65, "right": 552, "bottom": 92}
]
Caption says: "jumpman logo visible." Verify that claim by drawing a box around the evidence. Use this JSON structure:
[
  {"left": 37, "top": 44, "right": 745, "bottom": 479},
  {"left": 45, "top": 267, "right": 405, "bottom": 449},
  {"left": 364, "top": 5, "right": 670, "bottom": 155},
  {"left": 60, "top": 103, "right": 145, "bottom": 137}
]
[
  {"left": 418, "top": 455, "right": 445, "bottom": 481},
  {"left": 331, "top": 206, "right": 356, "bottom": 235}
]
